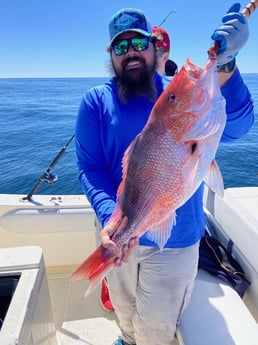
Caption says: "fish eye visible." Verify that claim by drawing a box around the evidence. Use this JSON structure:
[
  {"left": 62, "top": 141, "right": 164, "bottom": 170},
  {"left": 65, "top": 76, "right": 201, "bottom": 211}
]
[{"left": 167, "top": 93, "right": 176, "bottom": 102}]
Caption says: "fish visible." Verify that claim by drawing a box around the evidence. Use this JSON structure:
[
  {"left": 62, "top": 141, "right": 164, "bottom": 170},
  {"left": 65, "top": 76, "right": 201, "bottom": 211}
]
[{"left": 70, "top": 57, "right": 226, "bottom": 296}]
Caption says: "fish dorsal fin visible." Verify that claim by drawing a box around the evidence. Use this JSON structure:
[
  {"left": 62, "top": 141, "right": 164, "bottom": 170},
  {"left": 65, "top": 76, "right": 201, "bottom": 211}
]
[
  {"left": 204, "top": 160, "right": 224, "bottom": 198},
  {"left": 146, "top": 211, "right": 176, "bottom": 249}
]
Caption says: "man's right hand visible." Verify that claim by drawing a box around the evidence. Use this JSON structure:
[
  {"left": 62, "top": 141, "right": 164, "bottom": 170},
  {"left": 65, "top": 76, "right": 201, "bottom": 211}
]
[{"left": 100, "top": 225, "right": 138, "bottom": 267}]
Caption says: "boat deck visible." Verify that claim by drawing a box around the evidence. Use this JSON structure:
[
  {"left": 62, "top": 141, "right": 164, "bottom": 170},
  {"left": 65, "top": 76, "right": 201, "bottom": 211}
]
[
  {"left": 48, "top": 270, "right": 179, "bottom": 345},
  {"left": 49, "top": 271, "right": 120, "bottom": 345},
  {"left": 1, "top": 188, "right": 258, "bottom": 345}
]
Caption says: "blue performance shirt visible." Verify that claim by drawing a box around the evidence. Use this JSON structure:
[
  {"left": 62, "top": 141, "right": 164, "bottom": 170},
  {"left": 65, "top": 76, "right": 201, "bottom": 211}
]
[{"left": 75, "top": 70, "right": 254, "bottom": 248}]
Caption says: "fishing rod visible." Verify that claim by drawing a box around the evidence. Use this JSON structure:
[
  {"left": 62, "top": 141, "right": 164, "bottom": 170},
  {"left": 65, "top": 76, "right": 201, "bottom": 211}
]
[
  {"left": 159, "top": 0, "right": 257, "bottom": 29},
  {"left": 22, "top": 10, "right": 176, "bottom": 202},
  {"left": 23, "top": 135, "right": 75, "bottom": 201},
  {"left": 242, "top": 0, "right": 258, "bottom": 16},
  {"left": 208, "top": 0, "right": 258, "bottom": 56},
  {"left": 158, "top": 9, "right": 176, "bottom": 27}
]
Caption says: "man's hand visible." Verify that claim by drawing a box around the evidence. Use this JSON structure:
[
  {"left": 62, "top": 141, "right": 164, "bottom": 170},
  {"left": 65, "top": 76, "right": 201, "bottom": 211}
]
[
  {"left": 100, "top": 225, "right": 139, "bottom": 267},
  {"left": 211, "top": 3, "right": 249, "bottom": 66}
]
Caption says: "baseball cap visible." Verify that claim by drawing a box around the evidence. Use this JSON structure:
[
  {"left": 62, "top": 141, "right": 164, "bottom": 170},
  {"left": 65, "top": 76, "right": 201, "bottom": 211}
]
[
  {"left": 152, "top": 26, "right": 170, "bottom": 52},
  {"left": 109, "top": 8, "right": 152, "bottom": 45}
]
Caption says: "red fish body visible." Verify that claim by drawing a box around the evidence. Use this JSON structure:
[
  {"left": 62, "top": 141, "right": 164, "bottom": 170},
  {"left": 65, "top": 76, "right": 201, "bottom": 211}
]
[{"left": 71, "top": 57, "right": 226, "bottom": 296}]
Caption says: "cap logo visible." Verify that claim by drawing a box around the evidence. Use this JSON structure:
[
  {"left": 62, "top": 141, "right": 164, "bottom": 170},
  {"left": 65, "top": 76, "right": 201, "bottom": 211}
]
[
  {"left": 116, "top": 13, "right": 138, "bottom": 30},
  {"left": 109, "top": 9, "right": 152, "bottom": 44}
]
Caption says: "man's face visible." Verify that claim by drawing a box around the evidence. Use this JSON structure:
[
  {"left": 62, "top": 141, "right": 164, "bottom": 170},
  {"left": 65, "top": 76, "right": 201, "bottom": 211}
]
[
  {"left": 111, "top": 32, "right": 156, "bottom": 76},
  {"left": 110, "top": 32, "right": 157, "bottom": 102}
]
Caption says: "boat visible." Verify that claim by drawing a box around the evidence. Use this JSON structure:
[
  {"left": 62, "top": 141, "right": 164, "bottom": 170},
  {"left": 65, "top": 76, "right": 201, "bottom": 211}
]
[{"left": 0, "top": 185, "right": 258, "bottom": 345}]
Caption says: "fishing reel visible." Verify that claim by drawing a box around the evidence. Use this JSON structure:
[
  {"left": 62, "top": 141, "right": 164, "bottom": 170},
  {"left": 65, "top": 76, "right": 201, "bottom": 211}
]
[
  {"left": 41, "top": 171, "right": 58, "bottom": 185},
  {"left": 23, "top": 135, "right": 74, "bottom": 201}
]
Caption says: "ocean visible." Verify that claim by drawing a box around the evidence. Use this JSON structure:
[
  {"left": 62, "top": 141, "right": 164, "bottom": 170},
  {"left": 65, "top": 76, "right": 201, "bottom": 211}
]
[{"left": 0, "top": 75, "right": 257, "bottom": 196}]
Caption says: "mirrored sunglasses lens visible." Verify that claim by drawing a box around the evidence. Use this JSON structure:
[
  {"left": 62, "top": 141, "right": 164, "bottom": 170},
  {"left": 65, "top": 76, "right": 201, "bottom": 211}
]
[
  {"left": 112, "top": 37, "right": 148, "bottom": 55},
  {"left": 113, "top": 40, "right": 129, "bottom": 55},
  {"left": 131, "top": 37, "right": 148, "bottom": 51}
]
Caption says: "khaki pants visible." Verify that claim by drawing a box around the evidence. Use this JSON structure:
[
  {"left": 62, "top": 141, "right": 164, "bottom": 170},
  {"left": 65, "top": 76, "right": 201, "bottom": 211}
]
[{"left": 95, "top": 218, "right": 199, "bottom": 345}]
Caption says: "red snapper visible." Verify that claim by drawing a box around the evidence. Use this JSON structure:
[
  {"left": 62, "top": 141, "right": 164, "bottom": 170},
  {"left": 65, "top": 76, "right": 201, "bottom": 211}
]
[{"left": 70, "top": 57, "right": 226, "bottom": 296}]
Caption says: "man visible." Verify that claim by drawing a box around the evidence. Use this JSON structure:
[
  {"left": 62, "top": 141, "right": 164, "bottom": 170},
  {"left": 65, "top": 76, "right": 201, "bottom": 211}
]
[
  {"left": 152, "top": 25, "right": 178, "bottom": 76},
  {"left": 99, "top": 24, "right": 178, "bottom": 313},
  {"left": 75, "top": 5, "right": 253, "bottom": 345}
]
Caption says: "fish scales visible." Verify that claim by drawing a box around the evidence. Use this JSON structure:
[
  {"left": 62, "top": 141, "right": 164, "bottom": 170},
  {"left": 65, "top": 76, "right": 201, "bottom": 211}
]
[{"left": 70, "top": 57, "right": 226, "bottom": 297}]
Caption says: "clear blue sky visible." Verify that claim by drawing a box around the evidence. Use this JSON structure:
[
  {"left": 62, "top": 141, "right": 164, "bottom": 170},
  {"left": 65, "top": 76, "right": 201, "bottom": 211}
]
[{"left": 1, "top": 0, "right": 258, "bottom": 77}]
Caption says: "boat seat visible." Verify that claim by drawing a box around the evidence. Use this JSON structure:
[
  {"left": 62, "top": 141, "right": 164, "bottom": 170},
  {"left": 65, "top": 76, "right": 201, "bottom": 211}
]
[
  {"left": 204, "top": 187, "right": 258, "bottom": 277},
  {"left": 176, "top": 269, "right": 258, "bottom": 345}
]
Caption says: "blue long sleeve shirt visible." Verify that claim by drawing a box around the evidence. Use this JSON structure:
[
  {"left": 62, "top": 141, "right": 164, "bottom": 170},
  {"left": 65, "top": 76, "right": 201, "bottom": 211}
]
[{"left": 75, "top": 69, "right": 254, "bottom": 248}]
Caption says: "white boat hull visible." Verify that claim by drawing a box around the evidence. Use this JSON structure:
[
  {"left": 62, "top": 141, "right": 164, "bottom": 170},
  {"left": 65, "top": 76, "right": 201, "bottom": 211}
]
[{"left": 0, "top": 187, "right": 258, "bottom": 344}]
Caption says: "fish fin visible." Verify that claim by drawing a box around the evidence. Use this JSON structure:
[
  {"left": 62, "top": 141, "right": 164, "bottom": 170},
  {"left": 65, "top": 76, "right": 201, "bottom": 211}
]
[
  {"left": 181, "top": 109, "right": 221, "bottom": 142},
  {"left": 204, "top": 160, "right": 224, "bottom": 198},
  {"left": 121, "top": 134, "right": 140, "bottom": 181},
  {"left": 182, "top": 144, "right": 200, "bottom": 189},
  {"left": 146, "top": 212, "right": 176, "bottom": 249},
  {"left": 116, "top": 136, "right": 140, "bottom": 205},
  {"left": 70, "top": 245, "right": 115, "bottom": 297}
]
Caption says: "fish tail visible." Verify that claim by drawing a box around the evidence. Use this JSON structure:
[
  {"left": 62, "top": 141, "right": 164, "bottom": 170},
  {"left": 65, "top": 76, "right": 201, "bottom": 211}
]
[{"left": 70, "top": 245, "right": 115, "bottom": 297}]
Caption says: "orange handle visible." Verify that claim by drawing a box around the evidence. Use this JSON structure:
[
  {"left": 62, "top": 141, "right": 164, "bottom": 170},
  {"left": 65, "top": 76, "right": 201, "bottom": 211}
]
[
  {"left": 242, "top": 0, "right": 258, "bottom": 17},
  {"left": 208, "top": 0, "right": 258, "bottom": 57}
]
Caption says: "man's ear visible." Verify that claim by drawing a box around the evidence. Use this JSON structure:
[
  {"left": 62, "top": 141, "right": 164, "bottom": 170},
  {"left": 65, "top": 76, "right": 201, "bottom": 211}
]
[{"left": 162, "top": 51, "right": 169, "bottom": 63}]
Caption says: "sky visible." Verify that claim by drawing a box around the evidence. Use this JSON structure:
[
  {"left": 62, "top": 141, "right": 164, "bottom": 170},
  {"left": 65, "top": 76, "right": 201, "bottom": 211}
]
[{"left": 1, "top": 0, "right": 258, "bottom": 78}]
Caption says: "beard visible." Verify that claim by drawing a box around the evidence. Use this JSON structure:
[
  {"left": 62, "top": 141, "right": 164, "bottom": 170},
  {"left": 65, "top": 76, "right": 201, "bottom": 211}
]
[{"left": 111, "top": 55, "right": 157, "bottom": 104}]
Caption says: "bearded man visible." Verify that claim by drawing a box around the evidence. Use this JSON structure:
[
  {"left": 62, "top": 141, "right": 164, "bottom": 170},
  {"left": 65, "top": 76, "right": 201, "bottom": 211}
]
[{"left": 75, "top": 6, "right": 253, "bottom": 345}]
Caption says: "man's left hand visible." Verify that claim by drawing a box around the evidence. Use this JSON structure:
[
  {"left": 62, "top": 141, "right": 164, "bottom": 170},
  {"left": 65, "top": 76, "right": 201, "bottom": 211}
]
[{"left": 211, "top": 3, "right": 249, "bottom": 66}]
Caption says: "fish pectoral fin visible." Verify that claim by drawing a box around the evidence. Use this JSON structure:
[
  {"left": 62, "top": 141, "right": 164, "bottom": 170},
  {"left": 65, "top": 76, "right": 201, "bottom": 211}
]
[
  {"left": 181, "top": 111, "right": 220, "bottom": 142},
  {"left": 146, "top": 212, "right": 176, "bottom": 249},
  {"left": 182, "top": 145, "right": 200, "bottom": 190},
  {"left": 204, "top": 160, "right": 224, "bottom": 198}
]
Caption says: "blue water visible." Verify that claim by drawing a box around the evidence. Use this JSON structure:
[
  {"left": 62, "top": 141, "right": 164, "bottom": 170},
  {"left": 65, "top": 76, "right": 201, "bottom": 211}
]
[{"left": 0, "top": 75, "right": 257, "bottom": 196}]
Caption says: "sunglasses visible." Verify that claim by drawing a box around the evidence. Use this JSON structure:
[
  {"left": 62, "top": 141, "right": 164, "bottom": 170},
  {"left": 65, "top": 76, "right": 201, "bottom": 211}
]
[{"left": 112, "top": 36, "right": 149, "bottom": 56}]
